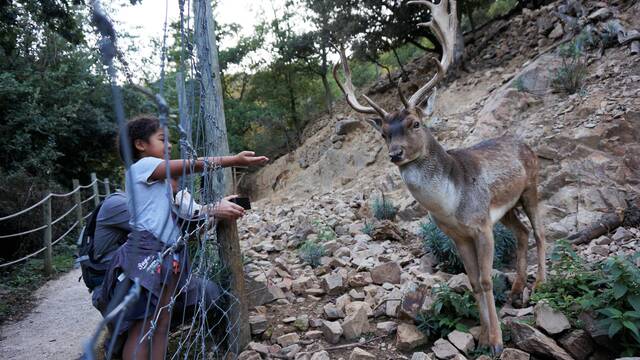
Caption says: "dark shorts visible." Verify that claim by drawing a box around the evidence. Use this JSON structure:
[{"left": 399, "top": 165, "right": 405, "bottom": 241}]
[{"left": 98, "top": 231, "right": 223, "bottom": 342}]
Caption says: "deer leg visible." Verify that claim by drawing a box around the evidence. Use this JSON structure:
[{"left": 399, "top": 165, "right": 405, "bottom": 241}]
[
  {"left": 520, "top": 186, "right": 547, "bottom": 288},
  {"left": 500, "top": 209, "right": 529, "bottom": 307},
  {"left": 475, "top": 226, "right": 503, "bottom": 355},
  {"left": 451, "top": 238, "right": 491, "bottom": 346}
]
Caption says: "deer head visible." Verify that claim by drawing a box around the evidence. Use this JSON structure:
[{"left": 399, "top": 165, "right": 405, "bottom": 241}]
[{"left": 333, "top": 0, "right": 458, "bottom": 166}]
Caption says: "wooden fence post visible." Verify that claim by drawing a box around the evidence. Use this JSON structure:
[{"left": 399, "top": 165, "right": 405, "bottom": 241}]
[
  {"left": 90, "top": 173, "right": 100, "bottom": 208},
  {"left": 103, "top": 178, "right": 111, "bottom": 196},
  {"left": 195, "top": 0, "right": 250, "bottom": 352},
  {"left": 43, "top": 196, "right": 53, "bottom": 276},
  {"left": 73, "top": 179, "right": 84, "bottom": 229}
]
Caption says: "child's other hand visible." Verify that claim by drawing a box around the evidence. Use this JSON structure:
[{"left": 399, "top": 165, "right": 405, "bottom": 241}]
[
  {"left": 211, "top": 195, "right": 245, "bottom": 221},
  {"left": 234, "top": 151, "right": 269, "bottom": 166}
]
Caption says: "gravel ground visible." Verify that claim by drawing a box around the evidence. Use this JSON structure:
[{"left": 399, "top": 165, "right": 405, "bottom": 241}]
[{"left": 0, "top": 268, "right": 101, "bottom": 360}]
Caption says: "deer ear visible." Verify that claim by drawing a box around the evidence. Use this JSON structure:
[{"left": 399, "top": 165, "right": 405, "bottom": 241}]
[
  {"left": 419, "top": 87, "right": 438, "bottom": 116},
  {"left": 365, "top": 118, "right": 383, "bottom": 133}
]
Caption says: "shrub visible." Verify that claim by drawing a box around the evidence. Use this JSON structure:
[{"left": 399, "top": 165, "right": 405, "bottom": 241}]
[
  {"left": 362, "top": 221, "right": 374, "bottom": 236},
  {"left": 512, "top": 77, "right": 525, "bottom": 92},
  {"left": 372, "top": 194, "right": 397, "bottom": 221},
  {"left": 298, "top": 240, "right": 326, "bottom": 268},
  {"left": 551, "top": 40, "right": 588, "bottom": 95},
  {"left": 532, "top": 240, "right": 640, "bottom": 356},
  {"left": 417, "top": 284, "right": 478, "bottom": 339},
  {"left": 419, "top": 220, "right": 516, "bottom": 273}
]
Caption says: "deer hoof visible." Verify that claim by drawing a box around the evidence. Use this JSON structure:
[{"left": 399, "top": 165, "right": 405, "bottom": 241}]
[{"left": 491, "top": 344, "right": 504, "bottom": 356}]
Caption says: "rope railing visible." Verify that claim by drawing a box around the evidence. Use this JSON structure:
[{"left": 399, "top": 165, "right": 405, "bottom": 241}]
[
  {"left": 0, "top": 178, "right": 98, "bottom": 222},
  {"left": 0, "top": 173, "right": 112, "bottom": 274}
]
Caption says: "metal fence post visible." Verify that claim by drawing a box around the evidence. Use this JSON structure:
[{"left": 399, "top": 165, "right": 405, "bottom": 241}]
[
  {"left": 103, "top": 178, "right": 111, "bottom": 196},
  {"left": 91, "top": 173, "right": 100, "bottom": 208},
  {"left": 73, "top": 179, "right": 84, "bottom": 230},
  {"left": 43, "top": 196, "right": 53, "bottom": 276}
]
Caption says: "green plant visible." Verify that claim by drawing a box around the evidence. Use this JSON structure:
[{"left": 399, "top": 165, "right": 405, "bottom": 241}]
[
  {"left": 551, "top": 40, "right": 588, "bottom": 95},
  {"left": 532, "top": 241, "right": 640, "bottom": 356},
  {"left": 493, "top": 274, "right": 509, "bottom": 306},
  {"left": 531, "top": 240, "right": 604, "bottom": 317},
  {"left": 298, "top": 240, "right": 326, "bottom": 268},
  {"left": 417, "top": 284, "right": 479, "bottom": 340},
  {"left": 362, "top": 221, "right": 374, "bottom": 236},
  {"left": 372, "top": 194, "right": 397, "bottom": 221},
  {"left": 419, "top": 220, "right": 516, "bottom": 273},
  {"left": 598, "top": 21, "right": 619, "bottom": 48},
  {"left": 316, "top": 225, "right": 336, "bottom": 242},
  {"left": 512, "top": 77, "right": 525, "bottom": 92}
]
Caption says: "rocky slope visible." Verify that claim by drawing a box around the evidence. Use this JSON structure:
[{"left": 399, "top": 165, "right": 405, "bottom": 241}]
[{"left": 235, "top": 1, "right": 640, "bottom": 359}]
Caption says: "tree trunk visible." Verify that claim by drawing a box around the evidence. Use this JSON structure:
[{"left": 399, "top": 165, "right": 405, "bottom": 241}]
[
  {"left": 320, "top": 48, "right": 333, "bottom": 115},
  {"left": 285, "top": 71, "right": 301, "bottom": 144},
  {"left": 392, "top": 48, "right": 408, "bottom": 80}
]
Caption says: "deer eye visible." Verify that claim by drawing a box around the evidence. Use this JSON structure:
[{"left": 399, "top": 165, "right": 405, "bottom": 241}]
[{"left": 413, "top": 121, "right": 421, "bottom": 129}]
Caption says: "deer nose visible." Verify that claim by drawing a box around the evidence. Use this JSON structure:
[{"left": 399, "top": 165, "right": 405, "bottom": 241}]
[{"left": 389, "top": 149, "right": 404, "bottom": 163}]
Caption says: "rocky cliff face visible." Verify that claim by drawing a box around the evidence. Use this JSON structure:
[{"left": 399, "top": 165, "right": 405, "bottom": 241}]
[
  {"left": 244, "top": 0, "right": 640, "bottom": 241},
  {"left": 236, "top": 1, "right": 640, "bottom": 359}
]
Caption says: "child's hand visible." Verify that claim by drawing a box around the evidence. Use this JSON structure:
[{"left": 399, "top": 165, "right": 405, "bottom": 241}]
[
  {"left": 211, "top": 195, "right": 245, "bottom": 221},
  {"left": 234, "top": 151, "right": 269, "bottom": 167}
]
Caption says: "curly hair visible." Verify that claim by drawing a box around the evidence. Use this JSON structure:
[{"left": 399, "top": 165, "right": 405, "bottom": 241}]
[{"left": 117, "top": 114, "right": 160, "bottom": 162}]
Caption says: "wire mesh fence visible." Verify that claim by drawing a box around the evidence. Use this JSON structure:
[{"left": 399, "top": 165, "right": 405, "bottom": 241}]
[{"left": 83, "top": 0, "right": 249, "bottom": 358}]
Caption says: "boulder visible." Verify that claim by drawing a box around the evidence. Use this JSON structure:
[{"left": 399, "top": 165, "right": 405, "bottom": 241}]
[
  {"left": 324, "top": 303, "right": 345, "bottom": 320},
  {"left": 294, "top": 314, "right": 310, "bottom": 331},
  {"left": 349, "top": 347, "right": 376, "bottom": 360},
  {"left": 411, "top": 352, "right": 432, "bottom": 360},
  {"left": 371, "top": 262, "right": 402, "bottom": 285},
  {"left": 322, "top": 272, "right": 346, "bottom": 295},
  {"left": 509, "top": 321, "right": 573, "bottom": 360},
  {"left": 277, "top": 332, "right": 300, "bottom": 347},
  {"left": 342, "top": 302, "right": 369, "bottom": 340},
  {"left": 500, "top": 348, "right": 530, "bottom": 360},
  {"left": 370, "top": 220, "right": 405, "bottom": 241},
  {"left": 558, "top": 329, "right": 594, "bottom": 360},
  {"left": 611, "top": 227, "right": 633, "bottom": 242},
  {"left": 396, "top": 323, "right": 428, "bottom": 351},
  {"left": 321, "top": 320, "right": 343, "bottom": 344},
  {"left": 310, "top": 351, "right": 330, "bottom": 360},
  {"left": 447, "top": 274, "right": 472, "bottom": 293},
  {"left": 399, "top": 283, "right": 431, "bottom": 321},
  {"left": 548, "top": 22, "right": 564, "bottom": 39},
  {"left": 377, "top": 321, "right": 398, "bottom": 334},
  {"left": 238, "top": 350, "right": 262, "bottom": 360},
  {"left": 335, "top": 118, "right": 364, "bottom": 135},
  {"left": 534, "top": 301, "right": 571, "bottom": 335},
  {"left": 249, "top": 314, "right": 268, "bottom": 335},
  {"left": 432, "top": 338, "right": 461, "bottom": 359},
  {"left": 447, "top": 330, "right": 475, "bottom": 354}
]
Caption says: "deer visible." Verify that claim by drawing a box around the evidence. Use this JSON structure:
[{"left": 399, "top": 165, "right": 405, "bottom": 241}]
[{"left": 332, "top": 0, "right": 546, "bottom": 354}]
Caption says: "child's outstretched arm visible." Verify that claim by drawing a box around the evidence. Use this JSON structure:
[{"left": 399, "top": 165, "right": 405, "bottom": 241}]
[{"left": 149, "top": 151, "right": 269, "bottom": 181}]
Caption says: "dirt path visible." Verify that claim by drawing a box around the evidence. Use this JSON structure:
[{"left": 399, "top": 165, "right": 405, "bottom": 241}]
[{"left": 0, "top": 268, "right": 101, "bottom": 360}]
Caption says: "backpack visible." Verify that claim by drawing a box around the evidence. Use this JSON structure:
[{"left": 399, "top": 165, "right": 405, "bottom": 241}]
[{"left": 76, "top": 200, "right": 106, "bottom": 291}]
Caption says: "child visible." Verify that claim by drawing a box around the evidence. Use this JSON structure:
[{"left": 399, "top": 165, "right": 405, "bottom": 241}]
[{"left": 101, "top": 115, "right": 268, "bottom": 360}]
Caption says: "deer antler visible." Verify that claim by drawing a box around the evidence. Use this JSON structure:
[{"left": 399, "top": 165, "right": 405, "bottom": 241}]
[
  {"left": 406, "top": 0, "right": 459, "bottom": 108},
  {"left": 333, "top": 47, "right": 388, "bottom": 118}
]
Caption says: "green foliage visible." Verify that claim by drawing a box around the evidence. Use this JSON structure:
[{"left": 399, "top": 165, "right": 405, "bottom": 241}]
[
  {"left": 531, "top": 240, "right": 603, "bottom": 318},
  {"left": 417, "top": 284, "right": 479, "bottom": 340},
  {"left": 552, "top": 39, "right": 588, "bottom": 95},
  {"left": 419, "top": 220, "right": 516, "bottom": 273},
  {"left": 372, "top": 195, "right": 397, "bottom": 221},
  {"left": 493, "top": 273, "right": 509, "bottom": 306},
  {"left": 316, "top": 224, "right": 337, "bottom": 242},
  {"left": 512, "top": 77, "right": 525, "bottom": 92},
  {"left": 532, "top": 240, "right": 640, "bottom": 356},
  {"left": 362, "top": 221, "right": 374, "bottom": 237},
  {"left": 298, "top": 240, "right": 326, "bottom": 268}
]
